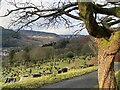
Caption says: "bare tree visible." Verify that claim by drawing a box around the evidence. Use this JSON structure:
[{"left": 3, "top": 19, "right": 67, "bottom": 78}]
[{"left": 1, "top": 0, "right": 120, "bottom": 89}]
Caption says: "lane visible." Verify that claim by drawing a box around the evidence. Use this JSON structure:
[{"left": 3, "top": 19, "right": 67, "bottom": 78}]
[
  {"left": 41, "top": 63, "right": 120, "bottom": 88},
  {"left": 42, "top": 71, "right": 98, "bottom": 88}
]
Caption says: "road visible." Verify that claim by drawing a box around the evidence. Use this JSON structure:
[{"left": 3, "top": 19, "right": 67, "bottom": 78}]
[{"left": 41, "top": 63, "right": 120, "bottom": 88}]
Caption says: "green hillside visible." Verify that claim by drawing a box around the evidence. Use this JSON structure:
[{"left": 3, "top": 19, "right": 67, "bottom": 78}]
[{"left": 1, "top": 26, "right": 60, "bottom": 47}]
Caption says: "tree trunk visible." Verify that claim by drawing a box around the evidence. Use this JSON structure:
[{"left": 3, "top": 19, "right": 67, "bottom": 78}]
[
  {"left": 97, "top": 32, "right": 120, "bottom": 89},
  {"left": 98, "top": 42, "right": 117, "bottom": 89},
  {"left": 77, "top": 2, "right": 120, "bottom": 89}
]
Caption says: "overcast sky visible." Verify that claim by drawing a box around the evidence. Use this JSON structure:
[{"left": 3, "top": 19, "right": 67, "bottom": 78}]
[
  {"left": 0, "top": 0, "right": 110, "bottom": 35},
  {"left": 0, "top": 0, "right": 90, "bottom": 35}
]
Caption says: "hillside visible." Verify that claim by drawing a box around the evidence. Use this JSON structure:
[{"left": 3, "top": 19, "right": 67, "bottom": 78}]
[
  {"left": 1, "top": 26, "right": 61, "bottom": 47},
  {"left": 19, "top": 30, "right": 60, "bottom": 44},
  {"left": 1, "top": 26, "right": 97, "bottom": 56}
]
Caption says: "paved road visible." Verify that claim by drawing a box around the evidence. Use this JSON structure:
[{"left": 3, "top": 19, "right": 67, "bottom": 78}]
[{"left": 41, "top": 63, "right": 120, "bottom": 88}]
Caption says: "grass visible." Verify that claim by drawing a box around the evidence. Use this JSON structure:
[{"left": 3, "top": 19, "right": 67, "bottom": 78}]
[
  {"left": 1, "top": 60, "right": 70, "bottom": 83},
  {"left": 115, "top": 70, "right": 120, "bottom": 89},
  {"left": 2, "top": 66, "right": 97, "bottom": 89},
  {"left": 1, "top": 58, "right": 89, "bottom": 84}
]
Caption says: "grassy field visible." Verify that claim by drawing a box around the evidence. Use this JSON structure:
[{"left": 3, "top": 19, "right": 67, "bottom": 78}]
[
  {"left": 1, "top": 58, "right": 88, "bottom": 83},
  {"left": 2, "top": 66, "right": 97, "bottom": 89},
  {"left": 1, "top": 57, "right": 97, "bottom": 89},
  {"left": 116, "top": 70, "right": 120, "bottom": 89}
]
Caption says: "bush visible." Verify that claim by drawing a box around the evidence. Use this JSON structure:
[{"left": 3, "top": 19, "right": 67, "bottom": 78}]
[
  {"left": 70, "top": 59, "right": 80, "bottom": 69},
  {"left": 66, "top": 51, "right": 74, "bottom": 58},
  {"left": 14, "top": 50, "right": 30, "bottom": 65}
]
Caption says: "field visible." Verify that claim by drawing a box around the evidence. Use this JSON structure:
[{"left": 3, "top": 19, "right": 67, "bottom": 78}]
[
  {"left": 2, "top": 66, "right": 97, "bottom": 89},
  {"left": 116, "top": 70, "right": 120, "bottom": 89},
  {"left": 1, "top": 57, "right": 97, "bottom": 89}
]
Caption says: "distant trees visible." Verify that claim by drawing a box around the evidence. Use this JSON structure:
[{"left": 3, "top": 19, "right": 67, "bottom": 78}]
[
  {"left": 10, "top": 46, "right": 55, "bottom": 65},
  {"left": 55, "top": 37, "right": 97, "bottom": 58},
  {"left": 7, "top": 36, "right": 97, "bottom": 65},
  {"left": 54, "top": 39, "right": 69, "bottom": 49},
  {"left": 44, "top": 47, "right": 55, "bottom": 59},
  {"left": 81, "top": 43, "right": 94, "bottom": 56},
  {"left": 9, "top": 49, "right": 15, "bottom": 64}
]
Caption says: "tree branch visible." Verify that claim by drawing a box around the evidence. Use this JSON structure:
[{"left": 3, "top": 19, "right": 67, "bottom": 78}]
[
  {"left": 92, "top": 4, "right": 120, "bottom": 18},
  {"left": 100, "top": 16, "right": 120, "bottom": 29},
  {"left": 0, "top": 2, "right": 78, "bottom": 17},
  {"left": 1, "top": 1, "right": 120, "bottom": 34},
  {"left": 78, "top": 2, "right": 111, "bottom": 38},
  {"left": 65, "top": 13, "right": 80, "bottom": 20},
  {"left": 108, "top": 19, "right": 120, "bottom": 27},
  {"left": 16, "top": 16, "right": 40, "bottom": 32}
]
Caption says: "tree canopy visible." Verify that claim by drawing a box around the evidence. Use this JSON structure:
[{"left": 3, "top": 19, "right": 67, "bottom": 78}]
[{"left": 1, "top": 1, "right": 120, "bottom": 37}]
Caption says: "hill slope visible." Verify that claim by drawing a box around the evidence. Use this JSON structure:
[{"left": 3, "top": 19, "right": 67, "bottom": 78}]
[
  {"left": 1, "top": 26, "right": 60, "bottom": 47},
  {"left": 1, "top": 26, "right": 97, "bottom": 55}
]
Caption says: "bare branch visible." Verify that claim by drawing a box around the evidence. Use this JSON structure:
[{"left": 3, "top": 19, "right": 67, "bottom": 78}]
[
  {"left": 92, "top": 3, "right": 120, "bottom": 18},
  {"left": 16, "top": 16, "right": 40, "bottom": 32},
  {"left": 101, "top": 16, "right": 120, "bottom": 29},
  {"left": 108, "top": 19, "right": 120, "bottom": 26}
]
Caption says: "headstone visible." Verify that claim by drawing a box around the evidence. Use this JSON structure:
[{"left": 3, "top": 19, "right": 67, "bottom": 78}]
[
  {"left": 5, "top": 78, "right": 16, "bottom": 83},
  {"left": 62, "top": 68, "right": 68, "bottom": 73}
]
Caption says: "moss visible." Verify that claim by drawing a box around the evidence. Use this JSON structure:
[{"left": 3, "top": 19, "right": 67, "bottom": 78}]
[
  {"left": 116, "top": 7, "right": 120, "bottom": 17},
  {"left": 101, "top": 31, "right": 120, "bottom": 48},
  {"left": 107, "top": 7, "right": 120, "bottom": 18},
  {"left": 78, "top": 3, "right": 93, "bottom": 19},
  {"left": 117, "top": 11, "right": 120, "bottom": 17},
  {"left": 101, "top": 38, "right": 109, "bottom": 48},
  {"left": 110, "top": 31, "right": 120, "bottom": 40},
  {"left": 109, "top": 31, "right": 120, "bottom": 45}
]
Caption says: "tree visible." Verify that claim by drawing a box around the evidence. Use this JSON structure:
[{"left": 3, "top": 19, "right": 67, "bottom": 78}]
[
  {"left": 23, "top": 47, "right": 30, "bottom": 62},
  {"left": 66, "top": 51, "right": 74, "bottom": 58},
  {"left": 1, "top": 1, "right": 120, "bottom": 89},
  {"left": 14, "top": 50, "right": 30, "bottom": 65},
  {"left": 9, "top": 49, "right": 15, "bottom": 64},
  {"left": 29, "top": 47, "right": 46, "bottom": 63},
  {"left": 44, "top": 46, "right": 55, "bottom": 59}
]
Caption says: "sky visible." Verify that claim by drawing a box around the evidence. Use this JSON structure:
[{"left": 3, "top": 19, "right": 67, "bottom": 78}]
[
  {"left": 1, "top": 0, "right": 116, "bottom": 35},
  {"left": 1, "top": 0, "right": 119, "bottom": 35},
  {"left": 0, "top": 0, "right": 90, "bottom": 35}
]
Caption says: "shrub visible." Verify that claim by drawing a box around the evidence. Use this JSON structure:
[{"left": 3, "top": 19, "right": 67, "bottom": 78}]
[
  {"left": 66, "top": 51, "right": 74, "bottom": 58},
  {"left": 70, "top": 59, "right": 80, "bottom": 69}
]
